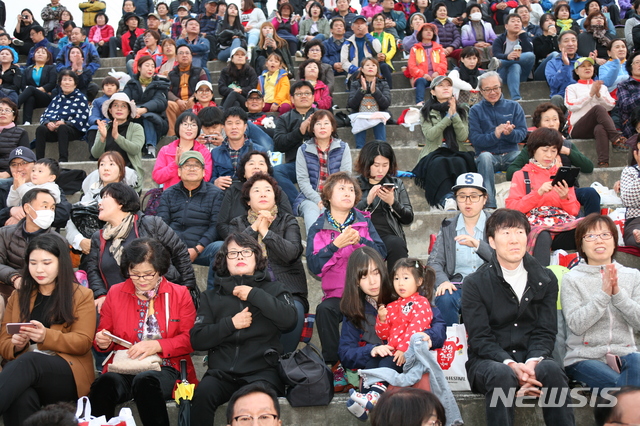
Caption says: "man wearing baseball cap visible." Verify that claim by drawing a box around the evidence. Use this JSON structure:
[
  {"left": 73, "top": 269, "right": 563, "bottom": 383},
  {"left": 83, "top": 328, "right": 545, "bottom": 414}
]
[
  {"left": 157, "top": 150, "right": 224, "bottom": 268},
  {"left": 198, "top": 0, "right": 220, "bottom": 59},
  {"left": 0, "top": 147, "right": 72, "bottom": 228},
  {"left": 340, "top": 15, "right": 382, "bottom": 81},
  {"left": 328, "top": 0, "right": 358, "bottom": 37}
]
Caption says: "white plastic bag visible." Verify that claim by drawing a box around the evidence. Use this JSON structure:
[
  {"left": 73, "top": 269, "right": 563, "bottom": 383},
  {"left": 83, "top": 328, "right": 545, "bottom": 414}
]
[
  {"left": 591, "top": 182, "right": 623, "bottom": 206},
  {"left": 76, "top": 396, "right": 137, "bottom": 426},
  {"left": 432, "top": 324, "right": 471, "bottom": 391},
  {"left": 607, "top": 207, "right": 627, "bottom": 245},
  {"left": 348, "top": 112, "right": 391, "bottom": 134}
]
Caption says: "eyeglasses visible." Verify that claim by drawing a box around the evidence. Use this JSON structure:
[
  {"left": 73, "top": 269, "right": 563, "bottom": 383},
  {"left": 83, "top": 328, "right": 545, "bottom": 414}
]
[
  {"left": 294, "top": 92, "right": 313, "bottom": 97},
  {"left": 227, "top": 249, "right": 254, "bottom": 259},
  {"left": 0, "top": 108, "right": 14, "bottom": 114},
  {"left": 455, "top": 194, "right": 483, "bottom": 203},
  {"left": 180, "top": 122, "right": 198, "bottom": 128},
  {"left": 9, "top": 161, "right": 30, "bottom": 168},
  {"left": 129, "top": 272, "right": 157, "bottom": 280},
  {"left": 181, "top": 162, "right": 204, "bottom": 170},
  {"left": 582, "top": 232, "right": 613, "bottom": 242},
  {"left": 424, "top": 421, "right": 443, "bottom": 426},
  {"left": 481, "top": 86, "right": 501, "bottom": 93},
  {"left": 234, "top": 414, "right": 279, "bottom": 424}
]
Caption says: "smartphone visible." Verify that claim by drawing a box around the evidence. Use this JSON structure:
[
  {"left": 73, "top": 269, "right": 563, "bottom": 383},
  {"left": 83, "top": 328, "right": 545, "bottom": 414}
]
[
  {"left": 102, "top": 331, "right": 133, "bottom": 348},
  {"left": 6, "top": 323, "right": 35, "bottom": 335},
  {"left": 267, "top": 33, "right": 273, "bottom": 39},
  {"left": 551, "top": 166, "right": 580, "bottom": 188},
  {"left": 382, "top": 183, "right": 396, "bottom": 189},
  {"left": 606, "top": 353, "right": 621, "bottom": 374}
]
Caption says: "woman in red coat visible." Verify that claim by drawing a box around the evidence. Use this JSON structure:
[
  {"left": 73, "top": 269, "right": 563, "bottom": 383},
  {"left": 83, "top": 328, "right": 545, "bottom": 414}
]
[
  {"left": 506, "top": 127, "right": 581, "bottom": 266},
  {"left": 406, "top": 22, "right": 447, "bottom": 105},
  {"left": 89, "top": 237, "right": 197, "bottom": 426}
]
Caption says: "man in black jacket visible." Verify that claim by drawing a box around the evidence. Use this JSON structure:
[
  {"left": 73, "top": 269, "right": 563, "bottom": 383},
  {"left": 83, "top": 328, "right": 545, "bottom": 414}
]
[
  {"left": 461, "top": 208, "right": 575, "bottom": 425},
  {"left": 156, "top": 151, "right": 224, "bottom": 268},
  {"left": 273, "top": 81, "right": 316, "bottom": 205}
]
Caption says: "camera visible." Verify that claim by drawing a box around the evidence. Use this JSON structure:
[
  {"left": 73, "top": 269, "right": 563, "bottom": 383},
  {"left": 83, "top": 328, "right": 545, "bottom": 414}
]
[{"left": 22, "top": 15, "right": 28, "bottom": 20}]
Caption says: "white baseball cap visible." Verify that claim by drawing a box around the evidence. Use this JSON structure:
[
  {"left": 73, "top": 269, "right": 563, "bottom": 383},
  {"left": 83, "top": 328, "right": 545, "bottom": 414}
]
[{"left": 451, "top": 172, "right": 487, "bottom": 193}]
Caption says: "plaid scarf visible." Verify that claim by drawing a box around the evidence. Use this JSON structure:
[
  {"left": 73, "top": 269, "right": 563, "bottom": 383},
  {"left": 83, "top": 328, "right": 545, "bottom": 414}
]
[{"left": 317, "top": 142, "right": 330, "bottom": 192}]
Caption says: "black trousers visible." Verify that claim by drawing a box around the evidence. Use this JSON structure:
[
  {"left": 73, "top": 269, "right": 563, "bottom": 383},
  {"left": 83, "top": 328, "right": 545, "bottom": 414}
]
[
  {"left": 533, "top": 229, "right": 576, "bottom": 267},
  {"left": 35, "top": 124, "right": 83, "bottom": 162},
  {"left": 0, "top": 352, "right": 78, "bottom": 426},
  {"left": 221, "top": 91, "right": 247, "bottom": 110},
  {"left": 380, "top": 233, "right": 409, "bottom": 275},
  {"left": 18, "top": 87, "right": 52, "bottom": 124},
  {"left": 316, "top": 296, "right": 342, "bottom": 365},
  {"left": 469, "top": 358, "right": 575, "bottom": 426},
  {"left": 191, "top": 370, "right": 277, "bottom": 426},
  {"left": 89, "top": 367, "right": 180, "bottom": 426}
]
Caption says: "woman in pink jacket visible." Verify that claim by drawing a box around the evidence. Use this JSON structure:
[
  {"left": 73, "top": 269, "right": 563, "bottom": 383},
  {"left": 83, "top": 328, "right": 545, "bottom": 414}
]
[
  {"left": 152, "top": 111, "right": 213, "bottom": 188},
  {"left": 506, "top": 127, "right": 581, "bottom": 266},
  {"left": 299, "top": 58, "right": 333, "bottom": 110},
  {"left": 406, "top": 23, "right": 447, "bottom": 105}
]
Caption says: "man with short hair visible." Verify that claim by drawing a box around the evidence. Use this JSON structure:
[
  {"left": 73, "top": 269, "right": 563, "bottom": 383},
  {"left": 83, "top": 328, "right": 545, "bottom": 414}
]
[
  {"left": 176, "top": 18, "right": 211, "bottom": 69},
  {"left": 55, "top": 27, "right": 101, "bottom": 75},
  {"left": 545, "top": 30, "right": 581, "bottom": 111},
  {"left": 469, "top": 72, "right": 527, "bottom": 209},
  {"left": 329, "top": 0, "right": 357, "bottom": 37},
  {"left": 245, "top": 89, "right": 274, "bottom": 138},
  {"left": 225, "top": 383, "right": 283, "bottom": 426},
  {"left": 323, "top": 18, "right": 346, "bottom": 76},
  {"left": 595, "top": 386, "right": 640, "bottom": 426},
  {"left": 0, "top": 147, "right": 71, "bottom": 228},
  {"left": 380, "top": 0, "right": 406, "bottom": 40},
  {"left": 491, "top": 14, "right": 535, "bottom": 101},
  {"left": 461, "top": 208, "right": 575, "bottom": 425},
  {"left": 157, "top": 151, "right": 224, "bottom": 267},
  {"left": 27, "top": 26, "right": 58, "bottom": 66},
  {"left": 273, "top": 81, "right": 316, "bottom": 204},
  {"left": 0, "top": 188, "right": 63, "bottom": 319},
  {"left": 515, "top": 5, "right": 540, "bottom": 40},
  {"left": 198, "top": 0, "right": 220, "bottom": 59},
  {"left": 340, "top": 15, "right": 383, "bottom": 81},
  {"left": 211, "top": 107, "right": 266, "bottom": 191}
]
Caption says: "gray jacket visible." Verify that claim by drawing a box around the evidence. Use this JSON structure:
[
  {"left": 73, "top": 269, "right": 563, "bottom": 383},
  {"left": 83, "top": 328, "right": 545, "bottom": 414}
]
[
  {"left": 561, "top": 260, "right": 640, "bottom": 366},
  {"left": 427, "top": 211, "right": 493, "bottom": 286},
  {"left": 361, "top": 333, "right": 463, "bottom": 426}
]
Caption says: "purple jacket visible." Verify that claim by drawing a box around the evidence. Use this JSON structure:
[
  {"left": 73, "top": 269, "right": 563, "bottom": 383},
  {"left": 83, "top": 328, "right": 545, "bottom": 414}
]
[
  {"left": 461, "top": 20, "right": 497, "bottom": 47},
  {"left": 432, "top": 19, "right": 462, "bottom": 49},
  {"left": 306, "top": 209, "right": 386, "bottom": 300}
]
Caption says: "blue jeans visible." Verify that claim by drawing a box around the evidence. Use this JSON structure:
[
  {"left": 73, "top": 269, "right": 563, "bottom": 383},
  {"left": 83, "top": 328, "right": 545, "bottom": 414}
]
[
  {"left": 414, "top": 77, "right": 428, "bottom": 104},
  {"left": 566, "top": 352, "right": 640, "bottom": 389},
  {"left": 355, "top": 122, "right": 386, "bottom": 149},
  {"left": 142, "top": 117, "right": 159, "bottom": 147},
  {"left": 247, "top": 121, "right": 274, "bottom": 151},
  {"left": 497, "top": 51, "right": 535, "bottom": 100},
  {"left": 217, "top": 38, "right": 243, "bottom": 62},
  {"left": 575, "top": 186, "right": 601, "bottom": 216},
  {"left": 274, "top": 162, "right": 298, "bottom": 207},
  {"left": 475, "top": 150, "right": 520, "bottom": 208},
  {"left": 433, "top": 284, "right": 462, "bottom": 326}
]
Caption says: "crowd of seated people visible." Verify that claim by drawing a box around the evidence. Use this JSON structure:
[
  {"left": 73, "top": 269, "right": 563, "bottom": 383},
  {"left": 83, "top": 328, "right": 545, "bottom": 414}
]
[{"left": 0, "top": 0, "right": 640, "bottom": 425}]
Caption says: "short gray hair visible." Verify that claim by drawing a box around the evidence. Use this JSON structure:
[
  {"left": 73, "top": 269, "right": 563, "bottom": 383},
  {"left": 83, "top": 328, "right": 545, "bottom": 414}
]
[{"left": 478, "top": 71, "right": 502, "bottom": 89}]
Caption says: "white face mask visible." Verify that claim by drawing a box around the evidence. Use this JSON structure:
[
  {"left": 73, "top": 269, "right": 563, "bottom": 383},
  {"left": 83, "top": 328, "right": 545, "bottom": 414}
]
[
  {"left": 28, "top": 207, "right": 55, "bottom": 229},
  {"left": 470, "top": 12, "right": 482, "bottom": 21}
]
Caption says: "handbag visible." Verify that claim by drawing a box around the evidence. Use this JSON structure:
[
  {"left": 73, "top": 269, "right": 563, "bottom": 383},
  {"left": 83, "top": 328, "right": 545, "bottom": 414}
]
[
  {"left": 359, "top": 94, "right": 379, "bottom": 112},
  {"left": 527, "top": 206, "right": 575, "bottom": 227},
  {"left": 71, "top": 201, "right": 105, "bottom": 239},
  {"left": 457, "top": 90, "right": 481, "bottom": 107},
  {"left": 278, "top": 343, "right": 334, "bottom": 407},
  {"left": 107, "top": 351, "right": 162, "bottom": 375}
]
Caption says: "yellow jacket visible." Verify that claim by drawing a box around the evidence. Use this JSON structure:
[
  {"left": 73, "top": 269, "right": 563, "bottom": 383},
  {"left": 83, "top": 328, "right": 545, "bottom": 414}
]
[
  {"left": 372, "top": 31, "right": 396, "bottom": 71},
  {"left": 79, "top": 0, "right": 107, "bottom": 27}
]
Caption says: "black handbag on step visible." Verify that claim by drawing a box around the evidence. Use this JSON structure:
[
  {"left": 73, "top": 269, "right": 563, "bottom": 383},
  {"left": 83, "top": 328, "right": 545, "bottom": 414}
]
[{"left": 278, "top": 343, "right": 334, "bottom": 407}]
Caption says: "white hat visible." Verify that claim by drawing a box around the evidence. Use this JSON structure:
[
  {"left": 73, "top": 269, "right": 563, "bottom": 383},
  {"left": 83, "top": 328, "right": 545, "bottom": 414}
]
[
  {"left": 101, "top": 92, "right": 137, "bottom": 119},
  {"left": 451, "top": 172, "right": 487, "bottom": 193},
  {"left": 195, "top": 80, "right": 213, "bottom": 91}
]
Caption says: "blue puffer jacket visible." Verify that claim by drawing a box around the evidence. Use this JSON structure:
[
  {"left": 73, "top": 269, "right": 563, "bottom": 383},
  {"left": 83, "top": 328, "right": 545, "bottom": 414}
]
[
  {"left": 468, "top": 96, "right": 527, "bottom": 156},
  {"left": 156, "top": 180, "right": 224, "bottom": 249},
  {"left": 432, "top": 19, "right": 461, "bottom": 49},
  {"left": 339, "top": 301, "right": 447, "bottom": 370},
  {"left": 210, "top": 137, "right": 267, "bottom": 180}
]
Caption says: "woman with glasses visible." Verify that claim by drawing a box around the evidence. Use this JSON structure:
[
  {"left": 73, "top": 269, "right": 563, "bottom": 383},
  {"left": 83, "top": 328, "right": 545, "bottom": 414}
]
[
  {"left": 505, "top": 127, "right": 581, "bottom": 266},
  {"left": 85, "top": 182, "right": 197, "bottom": 314},
  {"left": 190, "top": 232, "right": 297, "bottom": 426},
  {"left": 89, "top": 238, "right": 197, "bottom": 426},
  {"left": 152, "top": 112, "right": 213, "bottom": 188},
  {"left": 427, "top": 172, "right": 492, "bottom": 326},
  {"left": 561, "top": 214, "right": 640, "bottom": 390}
]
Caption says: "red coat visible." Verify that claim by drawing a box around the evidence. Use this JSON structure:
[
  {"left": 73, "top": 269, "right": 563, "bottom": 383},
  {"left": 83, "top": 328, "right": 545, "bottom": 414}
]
[
  {"left": 313, "top": 80, "right": 333, "bottom": 110},
  {"left": 375, "top": 292, "right": 433, "bottom": 353},
  {"left": 506, "top": 162, "right": 581, "bottom": 217},
  {"left": 88, "top": 24, "right": 115, "bottom": 44},
  {"left": 95, "top": 277, "right": 198, "bottom": 384},
  {"left": 121, "top": 28, "right": 145, "bottom": 57},
  {"left": 407, "top": 41, "right": 448, "bottom": 84}
]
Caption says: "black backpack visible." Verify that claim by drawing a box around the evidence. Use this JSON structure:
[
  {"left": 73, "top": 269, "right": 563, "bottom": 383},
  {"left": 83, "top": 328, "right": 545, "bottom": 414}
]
[{"left": 278, "top": 343, "right": 334, "bottom": 407}]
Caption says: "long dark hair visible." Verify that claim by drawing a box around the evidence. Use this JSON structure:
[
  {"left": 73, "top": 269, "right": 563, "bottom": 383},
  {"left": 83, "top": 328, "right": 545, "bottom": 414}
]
[
  {"left": 19, "top": 234, "right": 78, "bottom": 325},
  {"left": 421, "top": 86, "right": 467, "bottom": 122},
  {"left": 340, "top": 247, "right": 393, "bottom": 330},
  {"left": 226, "top": 50, "right": 252, "bottom": 81},
  {"left": 223, "top": 3, "right": 244, "bottom": 32}
]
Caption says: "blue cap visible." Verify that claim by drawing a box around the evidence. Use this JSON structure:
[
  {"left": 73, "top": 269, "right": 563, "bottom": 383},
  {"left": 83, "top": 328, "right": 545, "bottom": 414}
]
[{"left": 353, "top": 15, "right": 367, "bottom": 23}]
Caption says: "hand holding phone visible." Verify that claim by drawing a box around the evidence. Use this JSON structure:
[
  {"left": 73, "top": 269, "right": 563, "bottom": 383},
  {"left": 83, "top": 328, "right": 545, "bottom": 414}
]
[{"left": 6, "top": 322, "right": 35, "bottom": 335}]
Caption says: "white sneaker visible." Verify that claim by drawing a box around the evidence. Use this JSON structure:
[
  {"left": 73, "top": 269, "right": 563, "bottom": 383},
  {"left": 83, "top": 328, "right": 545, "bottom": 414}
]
[
  {"left": 444, "top": 198, "right": 458, "bottom": 211},
  {"left": 23, "top": 121, "right": 30, "bottom": 126},
  {"left": 488, "top": 57, "right": 501, "bottom": 72},
  {"left": 147, "top": 144, "right": 156, "bottom": 157}
]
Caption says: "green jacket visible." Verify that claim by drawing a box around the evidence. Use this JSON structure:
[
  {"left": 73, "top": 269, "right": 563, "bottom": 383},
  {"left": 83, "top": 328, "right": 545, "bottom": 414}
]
[
  {"left": 297, "top": 17, "right": 330, "bottom": 42},
  {"left": 91, "top": 121, "right": 145, "bottom": 192},
  {"left": 505, "top": 140, "right": 594, "bottom": 181},
  {"left": 419, "top": 108, "right": 470, "bottom": 160}
]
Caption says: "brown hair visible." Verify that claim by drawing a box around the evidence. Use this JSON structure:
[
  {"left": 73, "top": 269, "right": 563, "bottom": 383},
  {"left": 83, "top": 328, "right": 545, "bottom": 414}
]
[
  {"left": 136, "top": 55, "right": 155, "bottom": 75},
  {"left": 584, "top": 10, "right": 608, "bottom": 30},
  {"left": 355, "top": 57, "right": 383, "bottom": 80},
  {"left": 97, "top": 151, "right": 127, "bottom": 184},
  {"left": 0, "top": 98, "right": 18, "bottom": 123},
  {"left": 33, "top": 46, "right": 53, "bottom": 65},
  {"left": 526, "top": 127, "right": 564, "bottom": 158},
  {"left": 257, "top": 21, "right": 288, "bottom": 49},
  {"left": 240, "top": 172, "right": 282, "bottom": 209},
  {"left": 532, "top": 102, "right": 566, "bottom": 130},
  {"left": 574, "top": 213, "right": 618, "bottom": 261},
  {"left": 309, "top": 109, "right": 338, "bottom": 139},
  {"left": 390, "top": 258, "right": 436, "bottom": 302},
  {"left": 321, "top": 172, "right": 362, "bottom": 210}
]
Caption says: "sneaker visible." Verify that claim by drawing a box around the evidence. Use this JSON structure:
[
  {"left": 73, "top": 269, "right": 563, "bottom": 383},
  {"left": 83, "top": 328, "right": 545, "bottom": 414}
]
[
  {"left": 12, "top": 39, "right": 24, "bottom": 47},
  {"left": 23, "top": 121, "right": 30, "bottom": 126},
  {"left": 332, "top": 363, "right": 348, "bottom": 393},
  {"left": 147, "top": 144, "right": 156, "bottom": 157},
  {"left": 444, "top": 198, "right": 458, "bottom": 211},
  {"left": 295, "top": 50, "right": 303, "bottom": 58},
  {"left": 346, "top": 394, "right": 369, "bottom": 421},
  {"left": 488, "top": 57, "right": 501, "bottom": 72},
  {"left": 142, "top": 145, "right": 155, "bottom": 159},
  {"left": 612, "top": 135, "right": 629, "bottom": 152},
  {"left": 598, "top": 161, "right": 609, "bottom": 167}
]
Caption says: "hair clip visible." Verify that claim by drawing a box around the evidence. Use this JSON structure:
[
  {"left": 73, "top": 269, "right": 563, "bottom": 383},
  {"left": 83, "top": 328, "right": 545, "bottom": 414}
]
[{"left": 415, "top": 260, "right": 420, "bottom": 269}]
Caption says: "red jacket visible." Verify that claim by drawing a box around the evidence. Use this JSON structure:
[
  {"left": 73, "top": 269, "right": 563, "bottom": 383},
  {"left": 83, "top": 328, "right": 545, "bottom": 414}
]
[
  {"left": 394, "top": 1, "right": 417, "bottom": 19},
  {"left": 506, "top": 162, "right": 581, "bottom": 217},
  {"left": 407, "top": 41, "right": 448, "bottom": 83},
  {"left": 313, "top": 80, "right": 333, "bottom": 110},
  {"left": 375, "top": 292, "right": 433, "bottom": 353},
  {"left": 88, "top": 24, "right": 115, "bottom": 44},
  {"left": 121, "top": 28, "right": 145, "bottom": 57},
  {"left": 95, "top": 277, "right": 198, "bottom": 384}
]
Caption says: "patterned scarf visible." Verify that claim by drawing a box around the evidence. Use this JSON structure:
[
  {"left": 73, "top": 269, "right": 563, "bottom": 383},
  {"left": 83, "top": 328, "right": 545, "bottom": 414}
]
[
  {"left": 529, "top": 157, "right": 558, "bottom": 170},
  {"left": 247, "top": 205, "right": 279, "bottom": 256},
  {"left": 556, "top": 18, "right": 573, "bottom": 32},
  {"left": 326, "top": 208, "right": 356, "bottom": 232},
  {"left": 590, "top": 25, "right": 608, "bottom": 45},
  {"left": 102, "top": 213, "right": 134, "bottom": 265}
]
